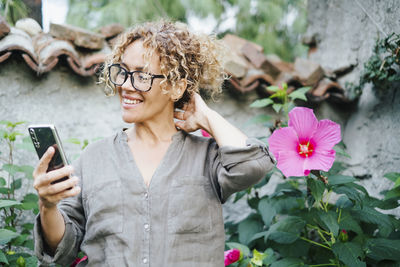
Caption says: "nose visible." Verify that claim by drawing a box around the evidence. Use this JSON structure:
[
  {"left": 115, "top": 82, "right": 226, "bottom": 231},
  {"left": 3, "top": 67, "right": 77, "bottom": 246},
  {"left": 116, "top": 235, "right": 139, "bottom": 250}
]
[{"left": 121, "top": 73, "right": 138, "bottom": 92}]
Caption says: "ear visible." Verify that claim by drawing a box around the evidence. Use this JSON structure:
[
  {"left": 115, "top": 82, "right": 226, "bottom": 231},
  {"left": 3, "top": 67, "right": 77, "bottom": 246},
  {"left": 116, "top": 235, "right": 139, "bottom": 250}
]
[{"left": 170, "top": 78, "right": 187, "bottom": 101}]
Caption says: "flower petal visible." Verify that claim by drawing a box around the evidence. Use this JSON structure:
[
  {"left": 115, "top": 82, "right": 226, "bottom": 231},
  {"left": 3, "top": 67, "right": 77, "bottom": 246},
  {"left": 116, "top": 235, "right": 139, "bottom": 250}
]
[
  {"left": 288, "top": 107, "right": 318, "bottom": 142},
  {"left": 304, "top": 150, "right": 336, "bottom": 173},
  {"left": 268, "top": 127, "right": 299, "bottom": 161},
  {"left": 311, "top": 119, "right": 341, "bottom": 152},
  {"left": 275, "top": 150, "right": 307, "bottom": 177}
]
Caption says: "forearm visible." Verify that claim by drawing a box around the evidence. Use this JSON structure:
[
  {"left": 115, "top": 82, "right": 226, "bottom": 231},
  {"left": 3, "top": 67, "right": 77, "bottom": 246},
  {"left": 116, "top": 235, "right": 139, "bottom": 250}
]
[
  {"left": 39, "top": 202, "right": 66, "bottom": 252},
  {"left": 202, "top": 108, "right": 248, "bottom": 148}
]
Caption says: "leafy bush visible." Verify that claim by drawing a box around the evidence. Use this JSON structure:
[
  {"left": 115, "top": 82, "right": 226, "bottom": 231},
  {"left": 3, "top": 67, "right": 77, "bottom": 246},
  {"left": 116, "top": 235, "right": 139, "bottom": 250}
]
[
  {"left": 0, "top": 121, "right": 38, "bottom": 266},
  {"left": 224, "top": 91, "right": 400, "bottom": 267}
]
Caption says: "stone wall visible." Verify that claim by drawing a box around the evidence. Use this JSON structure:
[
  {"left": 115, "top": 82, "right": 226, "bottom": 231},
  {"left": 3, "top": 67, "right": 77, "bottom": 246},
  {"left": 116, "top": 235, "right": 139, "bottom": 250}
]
[
  {"left": 0, "top": 55, "right": 266, "bottom": 203},
  {"left": 305, "top": 0, "right": 400, "bottom": 210}
]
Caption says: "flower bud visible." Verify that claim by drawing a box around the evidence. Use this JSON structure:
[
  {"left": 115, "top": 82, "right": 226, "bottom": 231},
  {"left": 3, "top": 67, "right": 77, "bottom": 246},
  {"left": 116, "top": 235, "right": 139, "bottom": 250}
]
[{"left": 338, "top": 229, "right": 348, "bottom": 242}]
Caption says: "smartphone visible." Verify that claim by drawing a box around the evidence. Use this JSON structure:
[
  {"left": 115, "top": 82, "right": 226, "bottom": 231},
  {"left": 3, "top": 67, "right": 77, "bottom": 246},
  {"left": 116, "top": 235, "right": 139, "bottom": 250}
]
[{"left": 28, "top": 124, "right": 70, "bottom": 184}]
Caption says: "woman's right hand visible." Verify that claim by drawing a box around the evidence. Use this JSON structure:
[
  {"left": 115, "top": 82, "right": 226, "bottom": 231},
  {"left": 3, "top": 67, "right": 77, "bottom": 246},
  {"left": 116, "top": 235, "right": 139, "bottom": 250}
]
[{"left": 33, "top": 146, "right": 81, "bottom": 209}]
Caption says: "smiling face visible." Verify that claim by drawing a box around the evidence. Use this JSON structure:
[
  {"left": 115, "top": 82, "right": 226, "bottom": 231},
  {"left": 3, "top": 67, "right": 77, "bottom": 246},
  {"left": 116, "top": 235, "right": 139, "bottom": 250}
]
[{"left": 118, "top": 40, "right": 175, "bottom": 124}]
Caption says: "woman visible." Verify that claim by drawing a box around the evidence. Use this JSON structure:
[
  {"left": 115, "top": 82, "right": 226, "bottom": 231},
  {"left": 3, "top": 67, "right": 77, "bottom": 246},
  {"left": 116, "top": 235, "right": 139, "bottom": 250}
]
[{"left": 33, "top": 21, "right": 274, "bottom": 266}]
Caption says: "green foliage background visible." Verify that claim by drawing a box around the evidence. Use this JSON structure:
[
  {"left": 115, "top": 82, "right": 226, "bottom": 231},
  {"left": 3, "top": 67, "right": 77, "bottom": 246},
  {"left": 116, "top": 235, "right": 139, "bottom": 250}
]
[{"left": 66, "top": 0, "right": 308, "bottom": 61}]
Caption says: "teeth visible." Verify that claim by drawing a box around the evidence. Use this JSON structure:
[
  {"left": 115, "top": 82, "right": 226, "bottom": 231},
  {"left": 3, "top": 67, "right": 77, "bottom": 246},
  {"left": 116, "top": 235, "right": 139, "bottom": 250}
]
[{"left": 123, "top": 98, "right": 142, "bottom": 104}]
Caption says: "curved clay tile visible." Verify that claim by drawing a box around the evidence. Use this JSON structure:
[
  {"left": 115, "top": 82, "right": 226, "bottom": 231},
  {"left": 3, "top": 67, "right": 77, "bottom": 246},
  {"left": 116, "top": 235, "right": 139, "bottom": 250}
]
[
  {"left": 0, "top": 51, "right": 11, "bottom": 62},
  {"left": 0, "top": 27, "right": 38, "bottom": 66},
  {"left": 33, "top": 33, "right": 80, "bottom": 74},
  {"left": 240, "top": 73, "right": 274, "bottom": 88},
  {"left": 227, "top": 76, "right": 260, "bottom": 93},
  {"left": 309, "top": 78, "right": 345, "bottom": 102}
]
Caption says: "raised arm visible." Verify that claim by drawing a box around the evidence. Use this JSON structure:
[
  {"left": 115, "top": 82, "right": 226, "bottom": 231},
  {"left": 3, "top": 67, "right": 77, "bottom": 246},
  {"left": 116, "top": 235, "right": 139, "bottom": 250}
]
[
  {"left": 174, "top": 93, "right": 247, "bottom": 147},
  {"left": 175, "top": 93, "right": 275, "bottom": 203},
  {"left": 33, "top": 146, "right": 84, "bottom": 265}
]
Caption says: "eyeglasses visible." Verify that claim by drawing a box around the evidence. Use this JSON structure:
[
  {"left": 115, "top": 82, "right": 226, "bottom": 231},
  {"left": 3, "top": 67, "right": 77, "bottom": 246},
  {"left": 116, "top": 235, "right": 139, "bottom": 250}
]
[{"left": 108, "top": 64, "right": 164, "bottom": 92}]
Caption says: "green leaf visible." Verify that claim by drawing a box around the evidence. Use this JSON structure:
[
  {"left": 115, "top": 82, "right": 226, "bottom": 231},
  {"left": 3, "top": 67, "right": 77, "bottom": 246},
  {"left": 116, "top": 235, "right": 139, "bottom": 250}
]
[
  {"left": 0, "top": 188, "right": 9, "bottom": 194},
  {"left": 270, "top": 258, "right": 304, "bottom": 267},
  {"left": 307, "top": 178, "right": 325, "bottom": 203},
  {"left": 11, "top": 234, "right": 29, "bottom": 246},
  {"left": 251, "top": 249, "right": 267, "bottom": 266},
  {"left": 288, "top": 86, "right": 310, "bottom": 101},
  {"left": 0, "top": 250, "right": 8, "bottom": 264},
  {"left": 233, "top": 191, "right": 246, "bottom": 203},
  {"left": 23, "top": 239, "right": 35, "bottom": 251},
  {"left": 0, "top": 200, "right": 21, "bottom": 209},
  {"left": 21, "top": 202, "right": 38, "bottom": 210},
  {"left": 270, "top": 239, "right": 310, "bottom": 258},
  {"left": 65, "top": 137, "right": 82, "bottom": 145},
  {"left": 268, "top": 216, "right": 306, "bottom": 244},
  {"left": 2, "top": 164, "right": 19, "bottom": 175},
  {"left": 384, "top": 187, "right": 400, "bottom": 200},
  {"left": 333, "top": 144, "right": 351, "bottom": 158},
  {"left": 11, "top": 178, "right": 22, "bottom": 190},
  {"left": 339, "top": 213, "right": 362, "bottom": 234},
  {"left": 18, "top": 165, "right": 34, "bottom": 179},
  {"left": 262, "top": 248, "right": 277, "bottom": 265},
  {"left": 332, "top": 242, "right": 366, "bottom": 267},
  {"left": 352, "top": 207, "right": 393, "bottom": 237},
  {"left": 329, "top": 175, "right": 356, "bottom": 185},
  {"left": 333, "top": 185, "right": 363, "bottom": 204},
  {"left": 384, "top": 172, "right": 400, "bottom": 183},
  {"left": 5, "top": 214, "right": 16, "bottom": 225},
  {"left": 226, "top": 242, "right": 250, "bottom": 257},
  {"left": 22, "top": 223, "right": 34, "bottom": 231},
  {"left": 319, "top": 211, "right": 339, "bottom": 236},
  {"left": 25, "top": 256, "right": 38, "bottom": 267},
  {"left": 366, "top": 238, "right": 400, "bottom": 261},
  {"left": 249, "top": 231, "right": 269, "bottom": 243},
  {"left": 272, "top": 103, "right": 282, "bottom": 113},
  {"left": 267, "top": 85, "right": 280, "bottom": 92},
  {"left": 0, "top": 229, "right": 19, "bottom": 245},
  {"left": 23, "top": 193, "right": 38, "bottom": 202},
  {"left": 250, "top": 98, "right": 274, "bottom": 108},
  {"left": 238, "top": 216, "right": 263, "bottom": 245},
  {"left": 258, "top": 198, "right": 276, "bottom": 226},
  {"left": 0, "top": 177, "right": 6, "bottom": 186}
]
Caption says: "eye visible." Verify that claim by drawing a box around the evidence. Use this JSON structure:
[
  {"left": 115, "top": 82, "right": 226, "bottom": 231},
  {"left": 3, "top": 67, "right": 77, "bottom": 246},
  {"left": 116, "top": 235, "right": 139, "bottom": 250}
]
[{"left": 137, "top": 72, "right": 151, "bottom": 82}]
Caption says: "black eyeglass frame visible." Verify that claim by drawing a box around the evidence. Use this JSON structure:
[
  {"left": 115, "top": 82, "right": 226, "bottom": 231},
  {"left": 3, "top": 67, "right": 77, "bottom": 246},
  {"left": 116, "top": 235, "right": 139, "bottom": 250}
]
[{"left": 108, "top": 64, "right": 165, "bottom": 92}]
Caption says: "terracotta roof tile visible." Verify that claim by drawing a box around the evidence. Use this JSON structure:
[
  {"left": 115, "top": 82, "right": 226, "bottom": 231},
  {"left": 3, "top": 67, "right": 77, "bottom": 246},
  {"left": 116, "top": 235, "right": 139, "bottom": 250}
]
[{"left": 0, "top": 17, "right": 348, "bottom": 103}]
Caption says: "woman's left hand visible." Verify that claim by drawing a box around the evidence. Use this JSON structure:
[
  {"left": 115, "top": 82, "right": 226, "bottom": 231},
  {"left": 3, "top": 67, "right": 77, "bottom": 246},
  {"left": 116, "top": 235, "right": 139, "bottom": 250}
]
[{"left": 174, "top": 93, "right": 211, "bottom": 133}]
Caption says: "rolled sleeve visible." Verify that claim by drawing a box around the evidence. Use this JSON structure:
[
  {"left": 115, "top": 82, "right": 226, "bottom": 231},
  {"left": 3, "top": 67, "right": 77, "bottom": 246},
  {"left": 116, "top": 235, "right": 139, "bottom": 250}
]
[
  {"left": 34, "top": 209, "right": 83, "bottom": 266},
  {"left": 209, "top": 138, "right": 275, "bottom": 203}
]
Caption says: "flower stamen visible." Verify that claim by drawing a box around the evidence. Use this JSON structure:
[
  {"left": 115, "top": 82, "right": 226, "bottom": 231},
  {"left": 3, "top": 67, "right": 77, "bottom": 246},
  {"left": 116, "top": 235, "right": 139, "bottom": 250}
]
[{"left": 297, "top": 141, "right": 314, "bottom": 158}]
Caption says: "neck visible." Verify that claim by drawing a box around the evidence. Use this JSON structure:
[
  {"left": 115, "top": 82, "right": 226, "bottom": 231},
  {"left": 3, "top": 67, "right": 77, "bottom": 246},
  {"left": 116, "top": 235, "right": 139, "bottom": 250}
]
[{"left": 128, "top": 119, "right": 178, "bottom": 146}]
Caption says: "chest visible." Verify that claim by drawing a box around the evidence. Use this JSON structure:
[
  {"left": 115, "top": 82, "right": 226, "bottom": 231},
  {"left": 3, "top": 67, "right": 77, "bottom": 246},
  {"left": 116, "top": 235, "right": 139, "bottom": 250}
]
[{"left": 128, "top": 141, "right": 170, "bottom": 187}]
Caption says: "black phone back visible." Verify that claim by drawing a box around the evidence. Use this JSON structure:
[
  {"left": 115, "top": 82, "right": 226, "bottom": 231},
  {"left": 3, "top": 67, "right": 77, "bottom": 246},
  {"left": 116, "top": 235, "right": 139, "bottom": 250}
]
[{"left": 29, "top": 126, "right": 66, "bottom": 173}]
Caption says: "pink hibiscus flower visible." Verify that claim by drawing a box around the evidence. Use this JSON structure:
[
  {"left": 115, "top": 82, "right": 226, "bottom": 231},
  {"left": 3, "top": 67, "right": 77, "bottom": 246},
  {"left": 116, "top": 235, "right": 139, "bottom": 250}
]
[
  {"left": 224, "top": 249, "right": 241, "bottom": 266},
  {"left": 268, "top": 107, "right": 341, "bottom": 177}
]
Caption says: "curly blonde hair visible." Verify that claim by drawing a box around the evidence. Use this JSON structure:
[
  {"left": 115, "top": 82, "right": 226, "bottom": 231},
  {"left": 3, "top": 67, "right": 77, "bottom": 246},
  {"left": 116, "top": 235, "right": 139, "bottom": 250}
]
[{"left": 101, "top": 20, "right": 226, "bottom": 108}]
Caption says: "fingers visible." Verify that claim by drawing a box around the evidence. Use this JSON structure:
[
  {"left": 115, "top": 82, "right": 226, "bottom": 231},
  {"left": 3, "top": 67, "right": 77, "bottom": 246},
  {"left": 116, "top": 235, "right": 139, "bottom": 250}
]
[
  {"left": 174, "top": 111, "right": 186, "bottom": 120},
  {"left": 34, "top": 165, "right": 74, "bottom": 189},
  {"left": 174, "top": 120, "right": 185, "bottom": 131},
  {"left": 42, "top": 176, "right": 79, "bottom": 196},
  {"left": 36, "top": 176, "right": 80, "bottom": 206},
  {"left": 41, "top": 185, "right": 81, "bottom": 206},
  {"left": 33, "top": 146, "right": 55, "bottom": 177}
]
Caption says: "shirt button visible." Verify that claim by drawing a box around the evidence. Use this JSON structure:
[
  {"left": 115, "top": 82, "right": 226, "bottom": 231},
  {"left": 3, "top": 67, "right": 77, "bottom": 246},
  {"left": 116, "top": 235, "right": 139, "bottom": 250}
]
[
  {"left": 142, "top": 257, "right": 148, "bottom": 264},
  {"left": 144, "top": 192, "right": 148, "bottom": 199},
  {"left": 144, "top": 223, "right": 150, "bottom": 231}
]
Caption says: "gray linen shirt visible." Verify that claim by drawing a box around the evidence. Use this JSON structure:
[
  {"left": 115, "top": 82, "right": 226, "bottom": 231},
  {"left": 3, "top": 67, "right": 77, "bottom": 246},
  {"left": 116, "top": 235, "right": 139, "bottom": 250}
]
[{"left": 34, "top": 130, "right": 274, "bottom": 267}]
